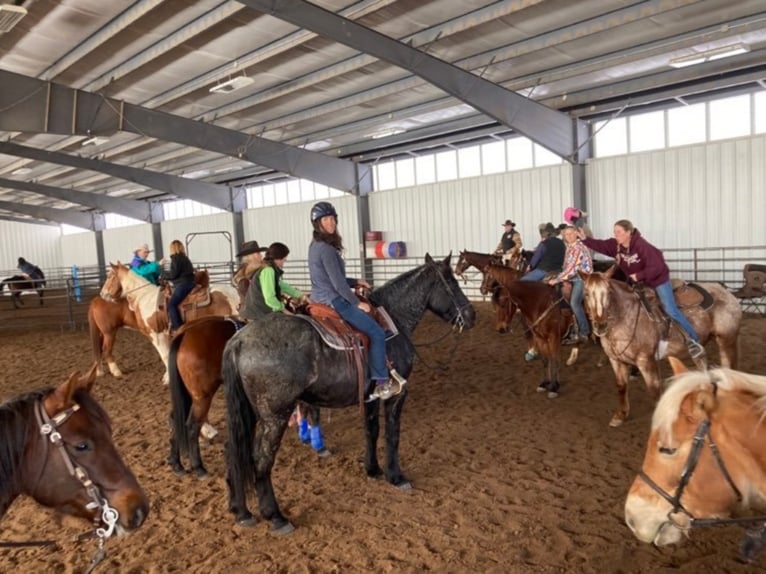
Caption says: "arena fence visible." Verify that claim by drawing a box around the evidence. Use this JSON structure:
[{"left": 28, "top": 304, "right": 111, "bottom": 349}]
[{"left": 1, "top": 245, "right": 764, "bottom": 332}]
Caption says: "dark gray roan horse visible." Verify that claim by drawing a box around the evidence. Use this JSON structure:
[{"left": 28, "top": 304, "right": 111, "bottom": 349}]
[{"left": 223, "top": 254, "right": 476, "bottom": 533}]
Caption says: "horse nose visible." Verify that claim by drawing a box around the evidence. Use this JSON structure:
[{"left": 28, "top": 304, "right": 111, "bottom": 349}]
[{"left": 127, "top": 498, "right": 150, "bottom": 530}]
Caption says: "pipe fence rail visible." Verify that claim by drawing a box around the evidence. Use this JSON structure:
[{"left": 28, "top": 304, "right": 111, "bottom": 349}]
[{"left": 1, "top": 245, "right": 764, "bottom": 332}]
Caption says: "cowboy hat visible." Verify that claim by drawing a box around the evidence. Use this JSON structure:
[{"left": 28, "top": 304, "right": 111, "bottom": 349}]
[
  {"left": 236, "top": 240, "right": 268, "bottom": 258},
  {"left": 134, "top": 243, "right": 152, "bottom": 253}
]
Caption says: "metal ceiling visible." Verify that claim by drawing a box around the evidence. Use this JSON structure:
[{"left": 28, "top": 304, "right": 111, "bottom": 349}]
[{"left": 0, "top": 0, "right": 764, "bottom": 226}]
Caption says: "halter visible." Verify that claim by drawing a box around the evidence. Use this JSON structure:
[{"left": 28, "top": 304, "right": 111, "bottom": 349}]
[
  {"left": 431, "top": 263, "right": 471, "bottom": 333},
  {"left": 638, "top": 416, "right": 766, "bottom": 533},
  {"left": 34, "top": 400, "right": 119, "bottom": 573}
]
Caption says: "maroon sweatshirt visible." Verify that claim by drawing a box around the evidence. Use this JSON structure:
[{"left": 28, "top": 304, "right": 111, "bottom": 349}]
[{"left": 582, "top": 229, "right": 670, "bottom": 288}]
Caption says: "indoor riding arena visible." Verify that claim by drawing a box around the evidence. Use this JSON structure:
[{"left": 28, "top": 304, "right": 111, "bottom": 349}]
[{"left": 2, "top": 1, "right": 766, "bottom": 573}]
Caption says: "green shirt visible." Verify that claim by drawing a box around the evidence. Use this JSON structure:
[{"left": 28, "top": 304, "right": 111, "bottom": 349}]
[{"left": 257, "top": 265, "right": 303, "bottom": 312}]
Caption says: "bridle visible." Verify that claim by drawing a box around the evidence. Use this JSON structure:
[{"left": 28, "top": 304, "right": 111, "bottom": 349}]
[
  {"left": 33, "top": 400, "right": 119, "bottom": 573},
  {"left": 431, "top": 263, "right": 471, "bottom": 334},
  {"left": 638, "top": 415, "right": 766, "bottom": 532}
]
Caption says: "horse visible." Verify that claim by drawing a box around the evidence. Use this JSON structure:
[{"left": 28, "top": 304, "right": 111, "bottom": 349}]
[
  {"left": 167, "top": 314, "right": 331, "bottom": 478},
  {"left": 0, "top": 366, "right": 149, "bottom": 541},
  {"left": 580, "top": 266, "right": 741, "bottom": 427},
  {"left": 455, "top": 250, "right": 513, "bottom": 333},
  {"left": 481, "top": 263, "right": 579, "bottom": 398},
  {"left": 1, "top": 275, "right": 46, "bottom": 308},
  {"left": 101, "top": 263, "right": 240, "bottom": 384},
  {"left": 222, "top": 253, "right": 476, "bottom": 533},
  {"left": 625, "top": 358, "right": 766, "bottom": 563},
  {"left": 89, "top": 295, "right": 140, "bottom": 378}
]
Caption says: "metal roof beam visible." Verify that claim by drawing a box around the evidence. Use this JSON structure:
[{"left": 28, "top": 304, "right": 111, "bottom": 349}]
[
  {"left": 0, "top": 199, "right": 100, "bottom": 230},
  {"left": 240, "top": 0, "right": 583, "bottom": 161},
  {"left": 0, "top": 141, "right": 234, "bottom": 212},
  {"left": 0, "top": 214, "right": 59, "bottom": 227},
  {"left": 0, "top": 176, "right": 156, "bottom": 222},
  {"left": 0, "top": 70, "right": 366, "bottom": 194}
]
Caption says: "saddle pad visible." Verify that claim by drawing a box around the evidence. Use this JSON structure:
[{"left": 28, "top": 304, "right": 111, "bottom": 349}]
[{"left": 294, "top": 313, "right": 366, "bottom": 351}]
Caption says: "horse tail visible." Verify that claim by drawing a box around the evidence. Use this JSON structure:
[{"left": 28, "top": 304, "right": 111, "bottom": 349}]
[
  {"left": 168, "top": 331, "right": 193, "bottom": 457},
  {"left": 88, "top": 303, "right": 103, "bottom": 366},
  {"left": 223, "top": 338, "right": 257, "bottom": 498}
]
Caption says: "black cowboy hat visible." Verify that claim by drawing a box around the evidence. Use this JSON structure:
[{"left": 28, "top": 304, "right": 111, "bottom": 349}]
[
  {"left": 236, "top": 240, "right": 268, "bottom": 258},
  {"left": 502, "top": 219, "right": 515, "bottom": 226}
]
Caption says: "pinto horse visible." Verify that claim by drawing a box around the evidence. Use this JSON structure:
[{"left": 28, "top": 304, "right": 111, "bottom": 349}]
[
  {"left": 1, "top": 275, "right": 46, "bottom": 308},
  {"left": 455, "top": 250, "right": 513, "bottom": 332},
  {"left": 581, "top": 267, "right": 741, "bottom": 427},
  {"left": 625, "top": 358, "right": 766, "bottom": 562},
  {"left": 0, "top": 367, "right": 149, "bottom": 541},
  {"left": 481, "top": 263, "right": 579, "bottom": 398},
  {"left": 223, "top": 254, "right": 476, "bottom": 533},
  {"left": 101, "top": 263, "right": 240, "bottom": 384}
]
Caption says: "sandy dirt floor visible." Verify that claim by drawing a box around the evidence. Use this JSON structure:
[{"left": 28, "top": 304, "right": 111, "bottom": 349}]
[{"left": 1, "top": 301, "right": 765, "bottom": 573}]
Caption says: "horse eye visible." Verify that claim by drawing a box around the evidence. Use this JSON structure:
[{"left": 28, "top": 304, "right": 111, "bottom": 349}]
[
  {"left": 659, "top": 446, "right": 677, "bottom": 455},
  {"left": 73, "top": 441, "right": 92, "bottom": 452}
]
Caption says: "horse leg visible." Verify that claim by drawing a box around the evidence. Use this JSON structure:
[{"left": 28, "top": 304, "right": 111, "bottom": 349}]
[
  {"left": 167, "top": 411, "right": 185, "bottom": 476},
  {"left": 636, "top": 356, "right": 662, "bottom": 401},
  {"left": 38, "top": 289, "right": 44, "bottom": 306},
  {"left": 304, "top": 404, "right": 331, "bottom": 458},
  {"left": 187, "top": 396, "right": 213, "bottom": 478},
  {"left": 364, "top": 399, "right": 383, "bottom": 478},
  {"left": 715, "top": 332, "right": 739, "bottom": 369},
  {"left": 383, "top": 391, "right": 411, "bottom": 489},
  {"left": 608, "top": 358, "right": 631, "bottom": 427},
  {"left": 254, "top": 413, "right": 293, "bottom": 534},
  {"left": 102, "top": 332, "right": 123, "bottom": 378}
]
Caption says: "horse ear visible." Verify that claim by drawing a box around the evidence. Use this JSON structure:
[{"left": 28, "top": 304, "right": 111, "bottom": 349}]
[
  {"left": 680, "top": 388, "right": 716, "bottom": 423},
  {"left": 604, "top": 265, "right": 617, "bottom": 279},
  {"left": 442, "top": 252, "right": 452, "bottom": 267},
  {"left": 79, "top": 364, "right": 98, "bottom": 392},
  {"left": 667, "top": 356, "right": 688, "bottom": 376},
  {"left": 577, "top": 270, "right": 589, "bottom": 281},
  {"left": 45, "top": 371, "right": 82, "bottom": 414},
  {"left": 425, "top": 253, "right": 434, "bottom": 264}
]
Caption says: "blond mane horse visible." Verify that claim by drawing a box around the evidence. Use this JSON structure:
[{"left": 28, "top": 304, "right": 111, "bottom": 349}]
[
  {"left": 581, "top": 267, "right": 741, "bottom": 427},
  {"left": 101, "top": 263, "right": 240, "bottom": 384},
  {"left": 625, "top": 359, "right": 766, "bottom": 561}
]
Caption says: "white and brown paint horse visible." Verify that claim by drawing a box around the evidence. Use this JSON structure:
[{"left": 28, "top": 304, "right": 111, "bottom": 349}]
[
  {"left": 581, "top": 267, "right": 741, "bottom": 427},
  {"left": 625, "top": 358, "right": 766, "bottom": 562},
  {"left": 100, "top": 263, "right": 240, "bottom": 385}
]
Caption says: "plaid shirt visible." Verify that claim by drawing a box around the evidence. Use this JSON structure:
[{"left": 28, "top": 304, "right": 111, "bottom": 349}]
[{"left": 555, "top": 239, "right": 593, "bottom": 281}]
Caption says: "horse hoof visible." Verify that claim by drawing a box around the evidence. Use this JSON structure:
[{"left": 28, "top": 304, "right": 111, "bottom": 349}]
[
  {"left": 194, "top": 469, "right": 209, "bottom": 480},
  {"left": 609, "top": 417, "right": 625, "bottom": 428},
  {"left": 395, "top": 481, "right": 413, "bottom": 491},
  {"left": 271, "top": 522, "right": 295, "bottom": 536},
  {"left": 170, "top": 465, "right": 186, "bottom": 477},
  {"left": 524, "top": 351, "right": 538, "bottom": 362},
  {"left": 316, "top": 448, "right": 332, "bottom": 458},
  {"left": 237, "top": 516, "right": 257, "bottom": 528},
  {"left": 547, "top": 391, "right": 559, "bottom": 399}
]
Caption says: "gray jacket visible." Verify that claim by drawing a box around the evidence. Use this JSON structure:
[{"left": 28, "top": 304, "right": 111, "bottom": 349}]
[{"left": 308, "top": 240, "right": 359, "bottom": 306}]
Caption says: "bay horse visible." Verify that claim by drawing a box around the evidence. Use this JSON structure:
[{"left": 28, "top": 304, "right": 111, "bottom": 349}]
[
  {"left": 481, "top": 263, "right": 579, "bottom": 398},
  {"left": 223, "top": 254, "right": 476, "bottom": 533},
  {"left": 580, "top": 266, "right": 741, "bottom": 427},
  {"left": 0, "top": 366, "right": 149, "bottom": 540},
  {"left": 168, "top": 315, "right": 329, "bottom": 478},
  {"left": 625, "top": 358, "right": 766, "bottom": 563},
  {"left": 89, "top": 296, "right": 140, "bottom": 378},
  {"left": 1, "top": 274, "right": 46, "bottom": 308},
  {"left": 101, "top": 263, "right": 240, "bottom": 384},
  {"left": 455, "top": 250, "right": 512, "bottom": 333}
]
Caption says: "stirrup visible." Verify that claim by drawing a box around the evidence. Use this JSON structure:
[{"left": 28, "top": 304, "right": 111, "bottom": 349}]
[
  {"left": 365, "top": 378, "right": 405, "bottom": 402},
  {"left": 687, "top": 340, "right": 706, "bottom": 360}
]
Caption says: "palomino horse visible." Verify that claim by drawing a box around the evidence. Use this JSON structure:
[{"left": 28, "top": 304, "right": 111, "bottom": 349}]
[
  {"left": 89, "top": 295, "right": 140, "bottom": 378},
  {"left": 1, "top": 274, "right": 46, "bottom": 308},
  {"left": 101, "top": 263, "right": 240, "bottom": 384},
  {"left": 581, "top": 266, "right": 741, "bottom": 427},
  {"left": 223, "top": 254, "right": 476, "bottom": 532},
  {"left": 455, "top": 250, "right": 512, "bottom": 332},
  {"left": 481, "top": 263, "right": 579, "bottom": 398},
  {"left": 167, "top": 315, "right": 329, "bottom": 478},
  {"left": 0, "top": 367, "right": 149, "bottom": 541},
  {"left": 625, "top": 358, "right": 766, "bottom": 563}
]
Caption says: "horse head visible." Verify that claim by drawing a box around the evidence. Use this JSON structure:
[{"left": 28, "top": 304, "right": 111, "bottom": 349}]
[
  {"left": 424, "top": 252, "right": 476, "bottom": 332},
  {"left": 580, "top": 267, "right": 617, "bottom": 336},
  {"left": 454, "top": 250, "right": 469, "bottom": 280},
  {"left": 625, "top": 360, "right": 766, "bottom": 548},
  {"left": 100, "top": 263, "right": 127, "bottom": 301},
  {"left": 24, "top": 366, "right": 149, "bottom": 534}
]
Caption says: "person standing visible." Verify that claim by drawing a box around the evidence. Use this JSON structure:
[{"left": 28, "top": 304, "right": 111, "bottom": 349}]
[
  {"left": 579, "top": 220, "right": 706, "bottom": 359},
  {"left": 496, "top": 219, "right": 523, "bottom": 266},
  {"left": 161, "top": 240, "right": 195, "bottom": 334},
  {"left": 521, "top": 222, "right": 566, "bottom": 281},
  {"left": 130, "top": 243, "right": 162, "bottom": 285},
  {"left": 308, "top": 201, "right": 404, "bottom": 402},
  {"left": 548, "top": 226, "right": 593, "bottom": 344}
]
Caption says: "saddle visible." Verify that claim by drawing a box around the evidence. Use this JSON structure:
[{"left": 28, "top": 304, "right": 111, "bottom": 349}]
[
  {"left": 634, "top": 281, "right": 714, "bottom": 338},
  {"left": 158, "top": 270, "right": 214, "bottom": 325}
]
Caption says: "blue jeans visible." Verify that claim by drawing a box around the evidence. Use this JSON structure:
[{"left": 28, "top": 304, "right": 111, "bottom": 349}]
[
  {"left": 655, "top": 281, "right": 699, "bottom": 343},
  {"left": 169, "top": 282, "right": 195, "bottom": 330},
  {"left": 570, "top": 277, "right": 589, "bottom": 336},
  {"left": 521, "top": 268, "right": 547, "bottom": 282},
  {"left": 332, "top": 297, "right": 388, "bottom": 381}
]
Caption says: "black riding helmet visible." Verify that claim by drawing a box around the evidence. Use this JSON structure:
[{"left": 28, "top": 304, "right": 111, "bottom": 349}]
[{"left": 311, "top": 201, "right": 338, "bottom": 223}]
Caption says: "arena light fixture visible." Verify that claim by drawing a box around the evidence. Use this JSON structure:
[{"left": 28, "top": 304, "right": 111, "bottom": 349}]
[
  {"left": 209, "top": 76, "right": 254, "bottom": 94},
  {"left": 669, "top": 43, "right": 750, "bottom": 68},
  {"left": 0, "top": 4, "right": 27, "bottom": 34}
]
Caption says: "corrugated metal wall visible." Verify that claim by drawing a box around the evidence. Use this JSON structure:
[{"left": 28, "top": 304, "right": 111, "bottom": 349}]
[
  {"left": 103, "top": 224, "right": 154, "bottom": 265},
  {"left": 588, "top": 133, "right": 766, "bottom": 248},
  {"left": 0, "top": 220, "right": 62, "bottom": 274},
  {"left": 161, "top": 213, "right": 235, "bottom": 263}
]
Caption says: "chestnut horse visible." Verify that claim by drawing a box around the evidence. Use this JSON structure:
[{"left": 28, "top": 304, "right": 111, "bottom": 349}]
[
  {"left": 625, "top": 358, "right": 766, "bottom": 563},
  {"left": 454, "top": 250, "right": 512, "bottom": 332},
  {"left": 580, "top": 267, "right": 741, "bottom": 427},
  {"left": 0, "top": 367, "right": 149, "bottom": 546},
  {"left": 89, "top": 296, "right": 140, "bottom": 378},
  {"left": 101, "top": 263, "right": 240, "bottom": 384},
  {"left": 1, "top": 274, "right": 46, "bottom": 308}
]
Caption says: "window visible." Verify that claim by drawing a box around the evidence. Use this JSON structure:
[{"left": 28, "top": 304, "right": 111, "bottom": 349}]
[
  {"left": 506, "top": 137, "right": 533, "bottom": 170},
  {"left": 481, "top": 140, "right": 506, "bottom": 174},
  {"left": 457, "top": 145, "right": 481, "bottom": 178},
  {"left": 314, "top": 184, "right": 329, "bottom": 199},
  {"left": 415, "top": 154, "right": 436, "bottom": 184},
  {"left": 435, "top": 149, "right": 458, "bottom": 181},
  {"left": 629, "top": 110, "right": 664, "bottom": 152},
  {"left": 247, "top": 185, "right": 263, "bottom": 208},
  {"left": 709, "top": 94, "right": 750, "bottom": 140},
  {"left": 273, "top": 182, "right": 288, "bottom": 205},
  {"left": 300, "top": 179, "right": 315, "bottom": 202},
  {"left": 755, "top": 92, "right": 766, "bottom": 135},
  {"left": 287, "top": 180, "right": 301, "bottom": 203},
  {"left": 533, "top": 143, "right": 562, "bottom": 166},
  {"left": 668, "top": 103, "right": 706, "bottom": 147},
  {"left": 262, "top": 183, "right": 275, "bottom": 207},
  {"left": 395, "top": 157, "right": 415, "bottom": 188},
  {"left": 375, "top": 161, "right": 396, "bottom": 190},
  {"left": 162, "top": 199, "right": 222, "bottom": 220},
  {"left": 593, "top": 117, "right": 627, "bottom": 157},
  {"left": 61, "top": 223, "right": 89, "bottom": 235}
]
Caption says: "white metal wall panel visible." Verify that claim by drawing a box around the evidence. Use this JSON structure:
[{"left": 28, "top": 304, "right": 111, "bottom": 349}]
[
  {"left": 241, "top": 195, "right": 361, "bottom": 261},
  {"left": 161, "top": 213, "right": 235, "bottom": 264},
  {"left": 0, "top": 220, "right": 62, "bottom": 273},
  {"left": 61, "top": 231, "right": 98, "bottom": 268},
  {"left": 588, "top": 134, "right": 766, "bottom": 249},
  {"left": 102, "top": 224, "right": 155, "bottom": 266},
  {"left": 368, "top": 166, "right": 573, "bottom": 257}
]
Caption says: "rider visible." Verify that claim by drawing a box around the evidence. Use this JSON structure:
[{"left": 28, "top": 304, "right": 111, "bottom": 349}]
[
  {"left": 232, "top": 240, "right": 268, "bottom": 297},
  {"left": 579, "top": 220, "right": 706, "bottom": 360},
  {"left": 495, "top": 219, "right": 522, "bottom": 266},
  {"left": 130, "top": 243, "right": 162, "bottom": 285},
  {"left": 17, "top": 257, "right": 44, "bottom": 285},
  {"left": 548, "top": 226, "right": 593, "bottom": 344},
  {"left": 241, "top": 242, "right": 307, "bottom": 319},
  {"left": 161, "top": 240, "right": 195, "bottom": 334},
  {"left": 521, "top": 223, "right": 566, "bottom": 281},
  {"left": 308, "top": 201, "right": 404, "bottom": 402}
]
